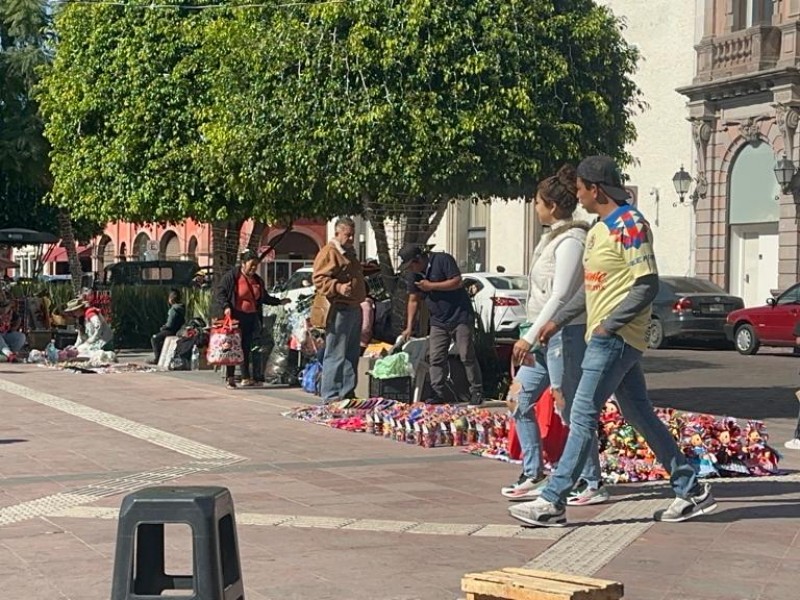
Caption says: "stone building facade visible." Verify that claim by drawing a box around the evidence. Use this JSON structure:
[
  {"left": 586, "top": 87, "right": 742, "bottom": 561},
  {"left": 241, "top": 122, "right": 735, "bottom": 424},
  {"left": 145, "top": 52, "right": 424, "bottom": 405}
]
[{"left": 679, "top": 0, "right": 800, "bottom": 306}]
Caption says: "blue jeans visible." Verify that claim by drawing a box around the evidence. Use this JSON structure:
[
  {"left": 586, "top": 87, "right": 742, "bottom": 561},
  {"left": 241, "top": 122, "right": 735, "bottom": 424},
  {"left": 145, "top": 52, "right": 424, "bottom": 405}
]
[
  {"left": 0, "top": 331, "right": 26, "bottom": 355},
  {"left": 320, "top": 305, "right": 362, "bottom": 402},
  {"left": 541, "top": 333, "right": 700, "bottom": 507},
  {"left": 513, "top": 325, "right": 600, "bottom": 485}
]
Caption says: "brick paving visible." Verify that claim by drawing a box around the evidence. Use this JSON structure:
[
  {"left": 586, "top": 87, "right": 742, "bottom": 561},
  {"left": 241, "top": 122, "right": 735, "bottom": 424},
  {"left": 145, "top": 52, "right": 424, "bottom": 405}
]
[{"left": 1, "top": 348, "right": 799, "bottom": 600}]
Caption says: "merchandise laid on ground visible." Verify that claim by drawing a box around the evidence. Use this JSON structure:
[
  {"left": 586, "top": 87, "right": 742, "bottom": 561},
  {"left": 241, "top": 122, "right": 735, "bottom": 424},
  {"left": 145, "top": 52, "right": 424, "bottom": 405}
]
[{"left": 284, "top": 396, "right": 782, "bottom": 482}]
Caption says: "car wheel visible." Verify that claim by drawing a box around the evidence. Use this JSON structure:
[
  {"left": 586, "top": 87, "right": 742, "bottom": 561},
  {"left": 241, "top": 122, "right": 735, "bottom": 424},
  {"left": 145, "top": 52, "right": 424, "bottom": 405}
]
[
  {"left": 646, "top": 318, "right": 666, "bottom": 349},
  {"left": 734, "top": 324, "right": 760, "bottom": 355}
]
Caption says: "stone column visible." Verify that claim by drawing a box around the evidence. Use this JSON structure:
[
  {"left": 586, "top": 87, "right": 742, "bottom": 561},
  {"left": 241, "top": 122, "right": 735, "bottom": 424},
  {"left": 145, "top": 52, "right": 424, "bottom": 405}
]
[{"left": 773, "top": 98, "right": 800, "bottom": 290}]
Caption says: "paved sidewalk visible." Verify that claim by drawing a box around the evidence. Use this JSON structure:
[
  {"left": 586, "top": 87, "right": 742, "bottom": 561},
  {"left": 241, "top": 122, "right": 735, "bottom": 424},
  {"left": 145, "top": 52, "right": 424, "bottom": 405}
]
[{"left": 1, "top": 360, "right": 799, "bottom": 600}]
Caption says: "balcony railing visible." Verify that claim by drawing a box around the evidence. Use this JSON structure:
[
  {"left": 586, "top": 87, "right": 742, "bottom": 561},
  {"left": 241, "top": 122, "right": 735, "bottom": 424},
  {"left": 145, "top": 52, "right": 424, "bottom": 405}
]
[{"left": 696, "top": 25, "right": 781, "bottom": 81}]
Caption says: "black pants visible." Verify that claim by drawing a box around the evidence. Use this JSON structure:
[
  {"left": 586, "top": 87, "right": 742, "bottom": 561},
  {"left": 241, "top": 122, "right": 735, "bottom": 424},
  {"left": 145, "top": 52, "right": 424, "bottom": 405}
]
[
  {"left": 428, "top": 323, "right": 483, "bottom": 398},
  {"left": 151, "top": 330, "right": 175, "bottom": 361},
  {"left": 226, "top": 311, "right": 259, "bottom": 380}
]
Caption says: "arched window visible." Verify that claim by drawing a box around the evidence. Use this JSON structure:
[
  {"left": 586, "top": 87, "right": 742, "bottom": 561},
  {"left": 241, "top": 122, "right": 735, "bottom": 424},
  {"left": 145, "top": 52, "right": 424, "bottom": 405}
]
[
  {"left": 160, "top": 231, "right": 181, "bottom": 260},
  {"left": 132, "top": 233, "right": 150, "bottom": 260},
  {"left": 187, "top": 236, "right": 198, "bottom": 262}
]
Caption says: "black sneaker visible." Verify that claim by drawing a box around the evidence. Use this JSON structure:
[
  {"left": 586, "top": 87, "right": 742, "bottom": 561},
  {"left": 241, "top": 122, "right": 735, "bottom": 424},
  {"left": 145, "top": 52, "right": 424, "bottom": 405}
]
[
  {"left": 426, "top": 395, "right": 447, "bottom": 405},
  {"left": 469, "top": 391, "right": 483, "bottom": 406}
]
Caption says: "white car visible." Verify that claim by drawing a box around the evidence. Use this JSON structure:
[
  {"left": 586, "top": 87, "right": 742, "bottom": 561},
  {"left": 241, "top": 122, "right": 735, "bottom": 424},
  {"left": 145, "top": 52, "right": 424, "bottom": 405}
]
[
  {"left": 462, "top": 272, "right": 528, "bottom": 337},
  {"left": 273, "top": 267, "right": 315, "bottom": 307}
]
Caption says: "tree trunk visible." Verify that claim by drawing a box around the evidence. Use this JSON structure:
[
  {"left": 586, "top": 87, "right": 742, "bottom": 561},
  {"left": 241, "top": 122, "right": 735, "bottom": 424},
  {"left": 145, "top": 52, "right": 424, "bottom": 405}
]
[
  {"left": 211, "top": 219, "right": 243, "bottom": 287},
  {"left": 246, "top": 221, "right": 267, "bottom": 252},
  {"left": 57, "top": 210, "right": 83, "bottom": 296}
]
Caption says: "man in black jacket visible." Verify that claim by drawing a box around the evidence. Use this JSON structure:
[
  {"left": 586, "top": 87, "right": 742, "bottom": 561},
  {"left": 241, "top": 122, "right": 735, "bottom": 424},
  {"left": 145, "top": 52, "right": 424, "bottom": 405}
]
[{"left": 149, "top": 289, "right": 186, "bottom": 364}]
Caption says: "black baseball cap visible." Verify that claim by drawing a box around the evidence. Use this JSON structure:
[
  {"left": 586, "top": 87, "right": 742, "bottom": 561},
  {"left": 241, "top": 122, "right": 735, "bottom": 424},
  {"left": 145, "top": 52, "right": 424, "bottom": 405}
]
[
  {"left": 577, "top": 156, "right": 630, "bottom": 203},
  {"left": 397, "top": 243, "right": 435, "bottom": 272}
]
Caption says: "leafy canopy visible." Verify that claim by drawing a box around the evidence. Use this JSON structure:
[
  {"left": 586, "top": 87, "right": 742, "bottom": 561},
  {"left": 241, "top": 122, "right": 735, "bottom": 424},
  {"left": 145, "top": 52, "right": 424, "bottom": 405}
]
[{"left": 39, "top": 0, "right": 640, "bottom": 240}]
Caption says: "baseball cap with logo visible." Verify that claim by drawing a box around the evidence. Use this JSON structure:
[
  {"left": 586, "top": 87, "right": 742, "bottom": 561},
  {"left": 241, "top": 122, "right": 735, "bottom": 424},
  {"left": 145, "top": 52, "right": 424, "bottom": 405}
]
[{"left": 576, "top": 156, "right": 630, "bottom": 203}]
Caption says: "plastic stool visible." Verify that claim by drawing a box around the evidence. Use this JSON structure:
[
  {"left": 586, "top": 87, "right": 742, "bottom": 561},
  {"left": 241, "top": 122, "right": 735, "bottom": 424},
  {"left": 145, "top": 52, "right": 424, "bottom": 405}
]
[{"left": 110, "top": 486, "right": 244, "bottom": 600}]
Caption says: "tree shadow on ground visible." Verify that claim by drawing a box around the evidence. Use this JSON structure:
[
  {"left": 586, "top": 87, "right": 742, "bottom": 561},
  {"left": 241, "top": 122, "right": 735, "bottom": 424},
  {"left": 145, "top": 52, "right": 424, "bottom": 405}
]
[{"left": 648, "top": 386, "right": 797, "bottom": 420}]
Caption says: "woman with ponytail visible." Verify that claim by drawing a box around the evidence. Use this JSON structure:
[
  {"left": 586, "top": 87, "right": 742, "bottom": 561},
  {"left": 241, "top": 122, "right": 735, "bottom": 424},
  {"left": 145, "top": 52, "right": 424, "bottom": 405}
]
[{"left": 501, "top": 164, "right": 606, "bottom": 506}]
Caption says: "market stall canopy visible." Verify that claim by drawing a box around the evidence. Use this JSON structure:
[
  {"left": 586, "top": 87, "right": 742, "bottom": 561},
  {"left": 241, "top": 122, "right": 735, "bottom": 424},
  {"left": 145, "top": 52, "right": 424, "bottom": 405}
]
[{"left": 0, "top": 228, "right": 59, "bottom": 246}]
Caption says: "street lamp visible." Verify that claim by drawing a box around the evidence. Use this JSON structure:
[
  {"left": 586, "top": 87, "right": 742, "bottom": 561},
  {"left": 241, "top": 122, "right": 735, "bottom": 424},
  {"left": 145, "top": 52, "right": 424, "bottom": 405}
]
[
  {"left": 774, "top": 154, "right": 797, "bottom": 194},
  {"left": 671, "top": 165, "right": 693, "bottom": 204},
  {"left": 358, "top": 233, "right": 366, "bottom": 261}
]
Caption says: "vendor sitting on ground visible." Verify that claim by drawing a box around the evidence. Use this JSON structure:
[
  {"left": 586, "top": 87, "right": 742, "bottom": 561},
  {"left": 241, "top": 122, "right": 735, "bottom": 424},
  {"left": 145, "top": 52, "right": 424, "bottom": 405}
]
[
  {"left": 148, "top": 289, "right": 186, "bottom": 365},
  {"left": 0, "top": 297, "right": 25, "bottom": 362},
  {"left": 64, "top": 297, "right": 113, "bottom": 356}
]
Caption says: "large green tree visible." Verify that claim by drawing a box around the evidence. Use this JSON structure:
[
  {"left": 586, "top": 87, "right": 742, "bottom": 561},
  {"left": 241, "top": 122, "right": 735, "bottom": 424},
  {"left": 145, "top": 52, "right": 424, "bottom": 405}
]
[
  {"left": 1, "top": 0, "right": 100, "bottom": 290},
  {"left": 39, "top": 2, "right": 356, "bottom": 277},
  {"left": 242, "top": 0, "right": 642, "bottom": 270}
]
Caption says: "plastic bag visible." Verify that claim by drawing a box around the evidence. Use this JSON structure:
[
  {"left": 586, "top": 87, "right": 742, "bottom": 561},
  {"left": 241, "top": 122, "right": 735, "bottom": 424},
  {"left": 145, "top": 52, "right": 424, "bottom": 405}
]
[{"left": 372, "top": 352, "right": 412, "bottom": 379}]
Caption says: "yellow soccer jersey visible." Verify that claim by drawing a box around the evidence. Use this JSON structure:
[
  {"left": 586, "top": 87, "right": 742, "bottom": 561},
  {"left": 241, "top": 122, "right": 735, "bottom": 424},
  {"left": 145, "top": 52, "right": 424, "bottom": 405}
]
[{"left": 583, "top": 204, "right": 658, "bottom": 352}]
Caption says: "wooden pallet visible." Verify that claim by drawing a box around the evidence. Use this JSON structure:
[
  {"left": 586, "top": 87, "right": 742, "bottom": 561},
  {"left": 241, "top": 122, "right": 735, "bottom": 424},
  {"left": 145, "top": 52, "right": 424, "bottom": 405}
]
[{"left": 461, "top": 568, "right": 624, "bottom": 600}]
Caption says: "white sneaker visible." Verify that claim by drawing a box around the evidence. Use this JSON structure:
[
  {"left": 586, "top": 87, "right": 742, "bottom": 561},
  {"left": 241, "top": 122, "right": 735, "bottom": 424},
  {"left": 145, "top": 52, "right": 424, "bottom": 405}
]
[
  {"left": 501, "top": 476, "right": 548, "bottom": 501},
  {"left": 654, "top": 483, "right": 717, "bottom": 523},
  {"left": 784, "top": 438, "right": 800, "bottom": 450},
  {"left": 508, "top": 496, "right": 566, "bottom": 527}
]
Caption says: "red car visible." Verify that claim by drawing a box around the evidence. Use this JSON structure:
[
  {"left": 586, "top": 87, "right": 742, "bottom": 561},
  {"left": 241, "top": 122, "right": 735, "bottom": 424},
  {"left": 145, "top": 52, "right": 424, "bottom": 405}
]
[{"left": 724, "top": 283, "right": 800, "bottom": 354}]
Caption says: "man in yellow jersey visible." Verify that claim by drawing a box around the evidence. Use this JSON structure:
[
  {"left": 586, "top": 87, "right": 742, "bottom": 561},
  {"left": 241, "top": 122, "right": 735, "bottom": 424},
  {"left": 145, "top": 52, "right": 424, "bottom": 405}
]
[{"left": 509, "top": 156, "right": 716, "bottom": 527}]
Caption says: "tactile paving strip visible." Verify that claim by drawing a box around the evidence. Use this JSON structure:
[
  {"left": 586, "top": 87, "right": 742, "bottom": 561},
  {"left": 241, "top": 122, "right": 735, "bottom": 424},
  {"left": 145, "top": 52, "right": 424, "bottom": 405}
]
[
  {"left": 523, "top": 497, "right": 670, "bottom": 575},
  {"left": 45, "top": 505, "right": 569, "bottom": 540},
  {"left": 0, "top": 378, "right": 243, "bottom": 461}
]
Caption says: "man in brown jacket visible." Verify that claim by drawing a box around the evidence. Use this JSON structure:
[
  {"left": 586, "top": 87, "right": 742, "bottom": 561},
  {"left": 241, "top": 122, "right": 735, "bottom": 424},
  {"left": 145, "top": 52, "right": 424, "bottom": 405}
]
[{"left": 313, "top": 217, "right": 367, "bottom": 402}]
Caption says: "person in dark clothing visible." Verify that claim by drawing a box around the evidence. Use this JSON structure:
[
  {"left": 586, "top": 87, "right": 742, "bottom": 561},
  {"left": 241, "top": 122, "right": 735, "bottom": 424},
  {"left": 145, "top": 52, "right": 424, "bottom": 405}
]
[
  {"left": 215, "top": 249, "right": 290, "bottom": 388},
  {"left": 149, "top": 289, "right": 186, "bottom": 364},
  {"left": 399, "top": 244, "right": 483, "bottom": 406}
]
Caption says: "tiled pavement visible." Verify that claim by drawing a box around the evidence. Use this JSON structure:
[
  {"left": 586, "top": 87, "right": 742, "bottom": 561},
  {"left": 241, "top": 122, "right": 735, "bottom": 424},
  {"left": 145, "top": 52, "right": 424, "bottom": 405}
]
[{"left": 1, "top": 357, "right": 800, "bottom": 600}]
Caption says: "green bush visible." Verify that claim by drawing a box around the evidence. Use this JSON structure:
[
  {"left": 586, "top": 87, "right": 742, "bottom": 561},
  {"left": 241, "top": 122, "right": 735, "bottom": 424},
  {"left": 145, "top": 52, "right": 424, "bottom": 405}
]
[{"left": 110, "top": 286, "right": 212, "bottom": 349}]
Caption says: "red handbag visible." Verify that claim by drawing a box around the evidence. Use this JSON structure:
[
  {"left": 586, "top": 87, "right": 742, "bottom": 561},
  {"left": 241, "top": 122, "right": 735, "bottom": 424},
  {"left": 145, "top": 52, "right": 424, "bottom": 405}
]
[
  {"left": 507, "top": 387, "right": 570, "bottom": 464},
  {"left": 535, "top": 387, "right": 570, "bottom": 464}
]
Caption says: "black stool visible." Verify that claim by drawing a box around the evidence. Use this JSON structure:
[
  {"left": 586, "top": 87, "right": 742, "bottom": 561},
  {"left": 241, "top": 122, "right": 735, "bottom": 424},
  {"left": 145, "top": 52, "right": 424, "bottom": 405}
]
[{"left": 110, "top": 486, "right": 244, "bottom": 600}]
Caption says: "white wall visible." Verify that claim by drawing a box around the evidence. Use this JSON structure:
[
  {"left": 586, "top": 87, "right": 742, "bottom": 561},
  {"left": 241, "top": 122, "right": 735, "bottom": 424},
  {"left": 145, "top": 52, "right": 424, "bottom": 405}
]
[{"left": 599, "top": 0, "right": 700, "bottom": 276}]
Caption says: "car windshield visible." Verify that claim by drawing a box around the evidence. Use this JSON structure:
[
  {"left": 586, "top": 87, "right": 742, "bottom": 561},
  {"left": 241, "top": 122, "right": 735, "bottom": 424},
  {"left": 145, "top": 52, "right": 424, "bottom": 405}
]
[
  {"left": 660, "top": 277, "right": 725, "bottom": 294},
  {"left": 283, "top": 270, "right": 312, "bottom": 291},
  {"left": 486, "top": 276, "right": 527, "bottom": 290}
]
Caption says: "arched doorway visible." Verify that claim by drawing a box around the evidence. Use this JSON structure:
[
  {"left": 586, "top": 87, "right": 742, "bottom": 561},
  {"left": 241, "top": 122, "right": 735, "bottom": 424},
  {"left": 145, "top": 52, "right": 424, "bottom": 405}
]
[
  {"left": 96, "top": 235, "right": 114, "bottom": 272},
  {"left": 132, "top": 232, "right": 150, "bottom": 261},
  {"left": 728, "top": 142, "right": 780, "bottom": 307},
  {"left": 260, "top": 231, "right": 321, "bottom": 288},
  {"left": 160, "top": 230, "right": 181, "bottom": 260},
  {"left": 187, "top": 236, "right": 198, "bottom": 262}
]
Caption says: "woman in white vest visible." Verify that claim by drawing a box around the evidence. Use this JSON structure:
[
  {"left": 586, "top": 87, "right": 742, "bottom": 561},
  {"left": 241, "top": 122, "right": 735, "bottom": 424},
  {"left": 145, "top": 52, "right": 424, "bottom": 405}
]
[{"left": 501, "top": 164, "right": 607, "bottom": 505}]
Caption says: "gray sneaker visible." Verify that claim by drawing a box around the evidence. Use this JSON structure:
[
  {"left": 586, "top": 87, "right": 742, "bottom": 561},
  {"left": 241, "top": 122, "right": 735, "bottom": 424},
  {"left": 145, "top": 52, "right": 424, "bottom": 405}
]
[
  {"left": 500, "top": 472, "right": 527, "bottom": 496},
  {"left": 508, "top": 496, "right": 566, "bottom": 527},
  {"left": 567, "top": 481, "right": 610, "bottom": 506},
  {"left": 654, "top": 483, "right": 717, "bottom": 523},
  {"left": 501, "top": 475, "right": 548, "bottom": 501}
]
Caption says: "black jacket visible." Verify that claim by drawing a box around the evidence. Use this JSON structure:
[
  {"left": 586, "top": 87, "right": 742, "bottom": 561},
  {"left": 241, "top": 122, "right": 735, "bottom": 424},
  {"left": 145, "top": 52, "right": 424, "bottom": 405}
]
[
  {"left": 161, "top": 303, "right": 186, "bottom": 334},
  {"left": 215, "top": 268, "right": 282, "bottom": 317}
]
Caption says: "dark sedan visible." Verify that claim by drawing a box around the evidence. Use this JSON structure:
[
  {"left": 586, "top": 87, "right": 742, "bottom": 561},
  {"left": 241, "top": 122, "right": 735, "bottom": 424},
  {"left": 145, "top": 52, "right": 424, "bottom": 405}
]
[{"left": 647, "top": 277, "right": 744, "bottom": 349}]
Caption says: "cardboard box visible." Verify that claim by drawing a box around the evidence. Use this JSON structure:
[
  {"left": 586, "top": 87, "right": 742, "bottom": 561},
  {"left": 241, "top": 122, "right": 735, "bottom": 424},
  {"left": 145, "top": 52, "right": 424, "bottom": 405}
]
[{"left": 355, "top": 356, "right": 377, "bottom": 398}]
